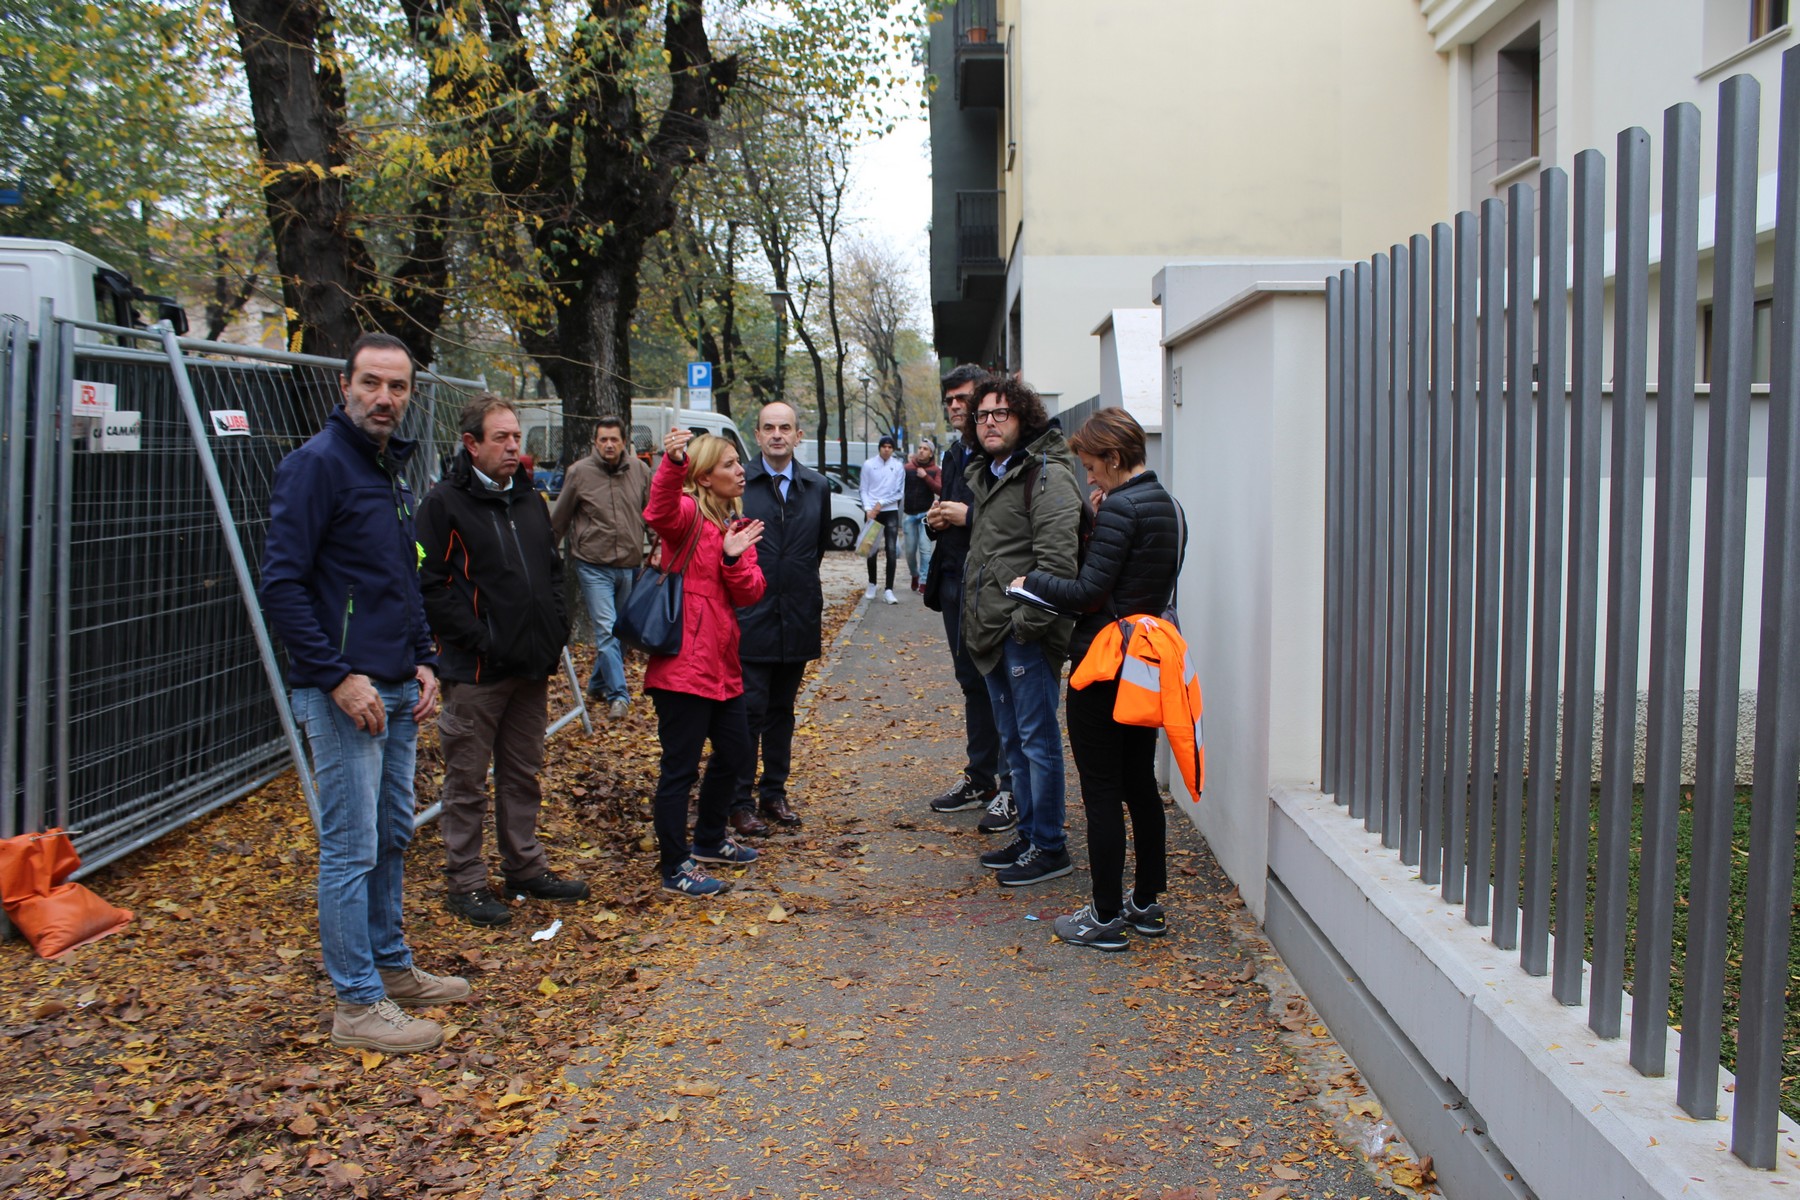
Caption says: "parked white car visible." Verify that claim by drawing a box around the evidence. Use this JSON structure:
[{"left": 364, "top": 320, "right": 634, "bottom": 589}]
[{"left": 825, "top": 480, "right": 867, "bottom": 552}]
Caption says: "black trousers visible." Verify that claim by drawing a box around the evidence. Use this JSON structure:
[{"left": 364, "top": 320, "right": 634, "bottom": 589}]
[
  {"left": 866, "top": 510, "right": 900, "bottom": 589},
  {"left": 1066, "top": 678, "right": 1166, "bottom": 918},
  {"left": 735, "top": 659, "right": 808, "bottom": 811},
  {"left": 648, "top": 688, "right": 750, "bottom": 875}
]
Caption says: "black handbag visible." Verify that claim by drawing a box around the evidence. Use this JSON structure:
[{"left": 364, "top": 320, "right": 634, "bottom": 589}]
[{"left": 614, "top": 514, "right": 703, "bottom": 656}]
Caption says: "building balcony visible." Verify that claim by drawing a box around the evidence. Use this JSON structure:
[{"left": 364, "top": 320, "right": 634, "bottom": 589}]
[
  {"left": 954, "top": 0, "right": 1004, "bottom": 109},
  {"left": 955, "top": 189, "right": 1004, "bottom": 300}
]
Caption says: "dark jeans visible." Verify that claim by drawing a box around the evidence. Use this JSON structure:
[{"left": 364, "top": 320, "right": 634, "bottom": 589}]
[
  {"left": 649, "top": 688, "right": 751, "bottom": 875},
  {"left": 939, "top": 571, "right": 1008, "bottom": 793},
  {"left": 735, "top": 659, "right": 808, "bottom": 811},
  {"left": 866, "top": 510, "right": 900, "bottom": 589},
  {"left": 1066, "top": 678, "right": 1166, "bottom": 918},
  {"left": 437, "top": 676, "right": 551, "bottom": 894}
]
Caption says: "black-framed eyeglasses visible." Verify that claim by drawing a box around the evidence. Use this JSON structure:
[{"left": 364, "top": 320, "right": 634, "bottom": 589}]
[{"left": 974, "top": 408, "right": 1012, "bottom": 425}]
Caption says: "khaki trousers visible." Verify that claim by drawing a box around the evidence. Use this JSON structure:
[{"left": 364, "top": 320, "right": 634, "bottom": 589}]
[{"left": 438, "top": 676, "right": 550, "bottom": 893}]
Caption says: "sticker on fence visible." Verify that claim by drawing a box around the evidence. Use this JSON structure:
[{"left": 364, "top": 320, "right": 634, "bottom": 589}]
[
  {"left": 87, "top": 411, "right": 141, "bottom": 453},
  {"left": 210, "top": 409, "right": 251, "bottom": 437},
  {"left": 71, "top": 379, "right": 115, "bottom": 415}
]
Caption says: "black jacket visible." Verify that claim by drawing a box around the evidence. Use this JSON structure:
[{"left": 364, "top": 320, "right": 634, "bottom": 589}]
[
  {"left": 927, "top": 437, "right": 978, "bottom": 573},
  {"left": 1023, "top": 470, "right": 1182, "bottom": 667},
  {"left": 416, "top": 451, "right": 571, "bottom": 684},
  {"left": 735, "top": 457, "right": 832, "bottom": 662}
]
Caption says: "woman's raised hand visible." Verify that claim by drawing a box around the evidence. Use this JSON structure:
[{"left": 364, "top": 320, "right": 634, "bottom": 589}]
[
  {"left": 722, "top": 517, "right": 764, "bottom": 557},
  {"left": 664, "top": 427, "right": 692, "bottom": 462}
]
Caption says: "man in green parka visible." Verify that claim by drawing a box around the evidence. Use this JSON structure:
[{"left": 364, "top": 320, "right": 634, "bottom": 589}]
[{"left": 960, "top": 376, "right": 1083, "bottom": 887}]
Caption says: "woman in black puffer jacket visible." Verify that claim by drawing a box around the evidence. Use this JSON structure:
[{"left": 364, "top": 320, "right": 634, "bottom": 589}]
[{"left": 1018, "top": 408, "right": 1182, "bottom": 951}]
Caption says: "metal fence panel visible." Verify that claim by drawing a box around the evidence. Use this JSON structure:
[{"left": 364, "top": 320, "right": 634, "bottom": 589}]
[
  {"left": 1320, "top": 56, "right": 1800, "bottom": 1166},
  {"left": 1322, "top": 277, "right": 1342, "bottom": 798},
  {"left": 0, "top": 317, "right": 28, "bottom": 840}
]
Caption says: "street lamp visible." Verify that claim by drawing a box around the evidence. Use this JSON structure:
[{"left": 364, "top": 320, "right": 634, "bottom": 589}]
[
  {"left": 859, "top": 375, "right": 871, "bottom": 446},
  {"left": 765, "top": 289, "right": 790, "bottom": 402}
]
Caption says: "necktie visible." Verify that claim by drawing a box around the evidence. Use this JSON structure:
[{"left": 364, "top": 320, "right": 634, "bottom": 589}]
[{"left": 777, "top": 475, "right": 788, "bottom": 503}]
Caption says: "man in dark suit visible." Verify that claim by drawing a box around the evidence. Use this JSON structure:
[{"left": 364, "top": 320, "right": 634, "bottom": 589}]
[{"left": 731, "top": 401, "right": 833, "bottom": 836}]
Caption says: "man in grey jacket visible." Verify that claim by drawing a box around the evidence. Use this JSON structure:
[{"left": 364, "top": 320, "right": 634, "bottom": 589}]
[
  {"left": 961, "top": 376, "right": 1082, "bottom": 887},
  {"left": 551, "top": 417, "right": 651, "bottom": 718}
]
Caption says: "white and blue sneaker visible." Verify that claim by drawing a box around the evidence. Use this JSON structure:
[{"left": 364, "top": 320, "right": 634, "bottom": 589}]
[
  {"left": 690, "top": 838, "right": 760, "bottom": 866},
  {"left": 662, "top": 858, "right": 730, "bottom": 897},
  {"left": 1053, "top": 904, "right": 1130, "bottom": 952}
]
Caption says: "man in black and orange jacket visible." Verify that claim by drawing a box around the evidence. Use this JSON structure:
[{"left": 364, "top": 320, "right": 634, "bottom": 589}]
[{"left": 416, "top": 395, "right": 584, "bottom": 929}]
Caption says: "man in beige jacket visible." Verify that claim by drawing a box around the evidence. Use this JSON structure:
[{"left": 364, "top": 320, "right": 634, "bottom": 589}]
[{"left": 551, "top": 416, "right": 651, "bottom": 718}]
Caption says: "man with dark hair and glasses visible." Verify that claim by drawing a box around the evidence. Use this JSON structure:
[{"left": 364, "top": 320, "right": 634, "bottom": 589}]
[
  {"left": 922, "top": 365, "right": 1014, "bottom": 833},
  {"left": 959, "top": 375, "right": 1082, "bottom": 886}
]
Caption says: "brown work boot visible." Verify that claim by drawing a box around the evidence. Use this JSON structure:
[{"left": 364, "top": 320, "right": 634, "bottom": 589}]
[
  {"left": 760, "top": 797, "right": 803, "bottom": 827},
  {"left": 331, "top": 997, "right": 444, "bottom": 1054},
  {"left": 379, "top": 964, "right": 472, "bottom": 1008},
  {"left": 728, "top": 807, "right": 770, "bottom": 838}
]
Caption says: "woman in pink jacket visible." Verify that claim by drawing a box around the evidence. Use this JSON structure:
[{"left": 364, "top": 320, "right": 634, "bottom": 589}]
[{"left": 644, "top": 427, "right": 768, "bottom": 897}]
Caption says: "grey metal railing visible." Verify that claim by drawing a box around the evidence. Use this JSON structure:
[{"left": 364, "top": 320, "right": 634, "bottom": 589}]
[
  {"left": 956, "top": 189, "right": 1003, "bottom": 273},
  {"left": 1321, "top": 49, "right": 1800, "bottom": 1168},
  {"left": 954, "top": 0, "right": 997, "bottom": 44},
  {"left": 1, "top": 317, "right": 591, "bottom": 876}
]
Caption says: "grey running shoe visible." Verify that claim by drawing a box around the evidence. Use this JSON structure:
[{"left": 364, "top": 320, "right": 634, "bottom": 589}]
[
  {"left": 979, "top": 836, "right": 1029, "bottom": 871},
  {"left": 1053, "top": 904, "right": 1129, "bottom": 951},
  {"left": 608, "top": 698, "right": 630, "bottom": 720},
  {"left": 928, "top": 774, "right": 991, "bottom": 813},
  {"left": 977, "top": 789, "right": 1017, "bottom": 834},
  {"left": 1121, "top": 895, "right": 1167, "bottom": 937},
  {"left": 997, "top": 845, "right": 1074, "bottom": 888}
]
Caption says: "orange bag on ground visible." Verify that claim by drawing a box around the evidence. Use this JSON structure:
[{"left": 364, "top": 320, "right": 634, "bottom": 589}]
[{"left": 0, "top": 829, "right": 133, "bottom": 959}]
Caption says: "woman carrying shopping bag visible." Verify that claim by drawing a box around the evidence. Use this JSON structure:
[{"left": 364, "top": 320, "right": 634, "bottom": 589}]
[
  {"left": 643, "top": 427, "right": 767, "bottom": 897},
  {"left": 1013, "top": 408, "right": 1183, "bottom": 950}
]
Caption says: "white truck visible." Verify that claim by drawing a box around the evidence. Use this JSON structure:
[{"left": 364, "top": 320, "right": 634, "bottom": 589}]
[{"left": 0, "top": 236, "right": 188, "bottom": 336}]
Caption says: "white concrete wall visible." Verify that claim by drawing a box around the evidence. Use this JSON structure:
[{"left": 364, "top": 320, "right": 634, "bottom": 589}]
[{"left": 1157, "top": 267, "right": 1336, "bottom": 918}]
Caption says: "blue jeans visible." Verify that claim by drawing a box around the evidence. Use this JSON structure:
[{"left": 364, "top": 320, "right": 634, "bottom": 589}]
[
  {"left": 902, "top": 513, "right": 932, "bottom": 583},
  {"left": 292, "top": 680, "right": 420, "bottom": 1005},
  {"left": 575, "top": 560, "right": 634, "bottom": 701},
  {"left": 982, "top": 635, "right": 1067, "bottom": 853}
]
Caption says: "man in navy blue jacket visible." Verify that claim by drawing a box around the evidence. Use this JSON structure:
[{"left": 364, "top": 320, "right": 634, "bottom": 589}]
[{"left": 259, "top": 333, "right": 468, "bottom": 1056}]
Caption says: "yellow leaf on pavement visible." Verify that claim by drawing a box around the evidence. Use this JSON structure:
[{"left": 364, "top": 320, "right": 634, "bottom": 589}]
[
  {"left": 673, "top": 1079, "right": 720, "bottom": 1097},
  {"left": 537, "top": 977, "right": 561, "bottom": 997},
  {"left": 495, "top": 1092, "right": 532, "bottom": 1109},
  {"left": 766, "top": 904, "right": 789, "bottom": 923},
  {"left": 360, "top": 1049, "right": 384, "bottom": 1071}
]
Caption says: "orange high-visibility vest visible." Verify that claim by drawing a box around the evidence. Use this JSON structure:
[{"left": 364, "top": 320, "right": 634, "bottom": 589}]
[{"left": 1070, "top": 615, "right": 1204, "bottom": 804}]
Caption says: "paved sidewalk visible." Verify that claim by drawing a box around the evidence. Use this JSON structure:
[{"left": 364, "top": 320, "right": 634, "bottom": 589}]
[{"left": 520, "top": 583, "right": 1390, "bottom": 1199}]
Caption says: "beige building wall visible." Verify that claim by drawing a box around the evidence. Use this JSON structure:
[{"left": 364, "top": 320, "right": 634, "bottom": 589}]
[{"left": 975, "top": 1, "right": 1448, "bottom": 404}]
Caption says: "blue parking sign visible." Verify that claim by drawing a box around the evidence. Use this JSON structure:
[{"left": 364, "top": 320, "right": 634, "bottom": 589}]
[{"left": 687, "top": 362, "right": 713, "bottom": 390}]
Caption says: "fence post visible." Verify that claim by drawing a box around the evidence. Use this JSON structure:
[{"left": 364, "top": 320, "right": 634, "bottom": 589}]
[
  {"left": 1, "top": 317, "right": 28, "bottom": 840},
  {"left": 1467, "top": 198, "right": 1506, "bottom": 926},
  {"left": 1734, "top": 43, "right": 1800, "bottom": 1171},
  {"left": 1594, "top": 125, "right": 1653, "bottom": 1037},
  {"left": 1632, "top": 100, "right": 1704, "bottom": 1071},
  {"left": 22, "top": 299, "right": 60, "bottom": 836},
  {"left": 157, "top": 328, "right": 320, "bottom": 823},
  {"left": 1679, "top": 70, "right": 1762, "bottom": 1122}
]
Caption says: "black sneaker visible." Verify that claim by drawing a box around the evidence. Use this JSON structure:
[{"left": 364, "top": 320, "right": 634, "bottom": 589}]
[
  {"left": 928, "top": 774, "right": 992, "bottom": 814},
  {"left": 1052, "top": 904, "right": 1129, "bottom": 951},
  {"left": 976, "top": 789, "right": 1017, "bottom": 834},
  {"left": 446, "top": 889, "right": 512, "bottom": 927},
  {"left": 979, "top": 836, "right": 1029, "bottom": 871},
  {"left": 997, "top": 845, "right": 1074, "bottom": 888},
  {"left": 505, "top": 870, "right": 591, "bottom": 902},
  {"left": 1121, "top": 895, "right": 1167, "bottom": 936}
]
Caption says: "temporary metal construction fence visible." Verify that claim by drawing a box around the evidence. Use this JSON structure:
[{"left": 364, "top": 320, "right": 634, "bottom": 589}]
[
  {"left": 1322, "top": 51, "right": 1800, "bottom": 1169},
  {"left": 1, "top": 312, "right": 592, "bottom": 881}
]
